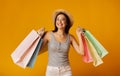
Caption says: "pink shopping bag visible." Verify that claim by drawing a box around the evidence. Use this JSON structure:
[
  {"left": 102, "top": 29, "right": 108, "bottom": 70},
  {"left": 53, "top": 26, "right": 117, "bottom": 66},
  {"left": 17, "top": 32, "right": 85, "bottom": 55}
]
[{"left": 81, "top": 33, "right": 93, "bottom": 63}]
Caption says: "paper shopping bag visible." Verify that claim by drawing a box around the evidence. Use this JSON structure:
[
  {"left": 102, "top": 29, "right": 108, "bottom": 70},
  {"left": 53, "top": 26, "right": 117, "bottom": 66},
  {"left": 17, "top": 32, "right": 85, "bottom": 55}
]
[
  {"left": 11, "top": 30, "right": 40, "bottom": 68},
  {"left": 27, "top": 39, "right": 43, "bottom": 68},
  {"left": 85, "top": 37, "right": 103, "bottom": 67},
  {"left": 81, "top": 33, "right": 93, "bottom": 63},
  {"left": 11, "top": 28, "right": 44, "bottom": 68},
  {"left": 84, "top": 30, "right": 108, "bottom": 58},
  {"left": 15, "top": 37, "right": 40, "bottom": 68}
]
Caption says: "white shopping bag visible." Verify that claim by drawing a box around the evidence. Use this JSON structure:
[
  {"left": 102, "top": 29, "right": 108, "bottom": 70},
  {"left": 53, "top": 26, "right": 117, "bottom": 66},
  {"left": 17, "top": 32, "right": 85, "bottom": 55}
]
[{"left": 11, "top": 28, "right": 44, "bottom": 68}]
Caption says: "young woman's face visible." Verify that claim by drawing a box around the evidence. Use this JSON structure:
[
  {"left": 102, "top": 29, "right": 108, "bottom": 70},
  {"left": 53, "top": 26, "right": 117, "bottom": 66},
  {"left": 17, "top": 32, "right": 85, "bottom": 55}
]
[{"left": 56, "top": 14, "right": 67, "bottom": 29}]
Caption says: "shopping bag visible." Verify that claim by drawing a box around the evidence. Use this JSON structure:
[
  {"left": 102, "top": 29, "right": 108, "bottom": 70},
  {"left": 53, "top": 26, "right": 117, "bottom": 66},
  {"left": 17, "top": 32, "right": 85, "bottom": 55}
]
[
  {"left": 81, "top": 33, "right": 93, "bottom": 63},
  {"left": 85, "top": 37, "right": 103, "bottom": 67},
  {"left": 11, "top": 30, "right": 40, "bottom": 68},
  {"left": 11, "top": 28, "right": 44, "bottom": 68},
  {"left": 84, "top": 30, "right": 108, "bottom": 58},
  {"left": 27, "top": 39, "right": 43, "bottom": 68}
]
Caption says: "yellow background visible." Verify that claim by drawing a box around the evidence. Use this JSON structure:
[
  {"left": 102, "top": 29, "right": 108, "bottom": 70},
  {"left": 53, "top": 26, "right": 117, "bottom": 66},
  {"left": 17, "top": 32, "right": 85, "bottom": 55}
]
[{"left": 0, "top": 0, "right": 120, "bottom": 76}]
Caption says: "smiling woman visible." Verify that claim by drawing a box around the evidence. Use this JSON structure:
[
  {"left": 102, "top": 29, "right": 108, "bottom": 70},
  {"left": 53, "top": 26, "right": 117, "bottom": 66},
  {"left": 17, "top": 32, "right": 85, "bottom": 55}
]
[
  {"left": 0, "top": 0, "right": 120, "bottom": 76},
  {"left": 37, "top": 9, "right": 84, "bottom": 76}
]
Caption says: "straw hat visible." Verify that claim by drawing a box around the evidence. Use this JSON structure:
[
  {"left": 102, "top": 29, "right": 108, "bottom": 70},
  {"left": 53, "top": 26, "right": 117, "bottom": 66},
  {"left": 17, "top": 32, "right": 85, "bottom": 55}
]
[{"left": 53, "top": 9, "right": 74, "bottom": 27}]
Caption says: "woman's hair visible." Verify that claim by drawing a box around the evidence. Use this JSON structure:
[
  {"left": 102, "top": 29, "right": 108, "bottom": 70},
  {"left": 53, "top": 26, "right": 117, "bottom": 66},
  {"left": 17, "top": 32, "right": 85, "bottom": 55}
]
[{"left": 53, "top": 12, "right": 71, "bottom": 34}]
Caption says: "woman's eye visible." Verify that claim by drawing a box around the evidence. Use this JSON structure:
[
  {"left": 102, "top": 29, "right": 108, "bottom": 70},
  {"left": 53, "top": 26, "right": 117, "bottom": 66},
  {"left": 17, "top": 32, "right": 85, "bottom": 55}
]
[
  {"left": 56, "top": 17, "right": 66, "bottom": 22},
  {"left": 61, "top": 18, "right": 65, "bottom": 21},
  {"left": 56, "top": 18, "right": 59, "bottom": 21}
]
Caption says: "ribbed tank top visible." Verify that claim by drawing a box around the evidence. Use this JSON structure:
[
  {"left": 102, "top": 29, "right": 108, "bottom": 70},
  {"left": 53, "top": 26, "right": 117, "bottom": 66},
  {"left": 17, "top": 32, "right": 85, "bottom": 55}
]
[{"left": 48, "top": 32, "right": 70, "bottom": 67}]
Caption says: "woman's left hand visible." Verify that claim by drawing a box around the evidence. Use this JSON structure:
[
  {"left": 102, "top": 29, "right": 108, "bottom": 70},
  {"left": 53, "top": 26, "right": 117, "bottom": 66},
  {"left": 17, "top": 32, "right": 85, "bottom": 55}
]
[{"left": 76, "top": 26, "right": 83, "bottom": 36}]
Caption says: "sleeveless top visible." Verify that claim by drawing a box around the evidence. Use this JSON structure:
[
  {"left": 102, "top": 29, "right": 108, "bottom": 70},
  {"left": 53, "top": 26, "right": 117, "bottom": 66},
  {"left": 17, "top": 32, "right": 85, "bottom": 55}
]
[{"left": 48, "top": 32, "right": 70, "bottom": 67}]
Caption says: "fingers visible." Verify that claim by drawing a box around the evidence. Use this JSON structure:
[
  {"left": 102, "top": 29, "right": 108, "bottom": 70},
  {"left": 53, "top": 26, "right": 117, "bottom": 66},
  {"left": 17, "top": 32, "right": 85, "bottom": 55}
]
[
  {"left": 76, "top": 26, "right": 82, "bottom": 32},
  {"left": 37, "top": 27, "right": 45, "bottom": 36},
  {"left": 76, "top": 26, "right": 85, "bottom": 34},
  {"left": 38, "top": 27, "right": 45, "bottom": 32}
]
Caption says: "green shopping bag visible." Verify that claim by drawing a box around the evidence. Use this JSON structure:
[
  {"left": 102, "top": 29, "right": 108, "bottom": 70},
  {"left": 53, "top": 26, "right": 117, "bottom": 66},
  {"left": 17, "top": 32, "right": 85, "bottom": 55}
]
[{"left": 84, "top": 30, "right": 108, "bottom": 58}]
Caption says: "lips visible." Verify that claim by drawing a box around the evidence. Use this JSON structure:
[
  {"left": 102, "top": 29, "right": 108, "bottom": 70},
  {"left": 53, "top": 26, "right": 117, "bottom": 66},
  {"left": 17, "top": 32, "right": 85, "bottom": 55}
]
[{"left": 57, "top": 23, "right": 63, "bottom": 26}]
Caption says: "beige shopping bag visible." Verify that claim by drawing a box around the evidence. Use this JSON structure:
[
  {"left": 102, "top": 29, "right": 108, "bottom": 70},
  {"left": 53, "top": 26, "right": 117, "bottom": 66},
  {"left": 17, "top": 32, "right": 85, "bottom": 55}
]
[{"left": 85, "top": 37, "right": 103, "bottom": 67}]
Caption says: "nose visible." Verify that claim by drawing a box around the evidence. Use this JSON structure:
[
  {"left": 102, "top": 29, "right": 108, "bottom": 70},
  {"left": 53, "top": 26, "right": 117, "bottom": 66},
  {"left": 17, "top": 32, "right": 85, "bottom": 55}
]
[{"left": 57, "top": 19, "right": 62, "bottom": 23}]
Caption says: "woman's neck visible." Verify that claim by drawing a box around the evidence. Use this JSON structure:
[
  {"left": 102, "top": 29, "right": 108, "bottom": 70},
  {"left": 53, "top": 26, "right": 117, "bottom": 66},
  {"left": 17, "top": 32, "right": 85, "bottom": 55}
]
[{"left": 56, "top": 29, "right": 66, "bottom": 36}]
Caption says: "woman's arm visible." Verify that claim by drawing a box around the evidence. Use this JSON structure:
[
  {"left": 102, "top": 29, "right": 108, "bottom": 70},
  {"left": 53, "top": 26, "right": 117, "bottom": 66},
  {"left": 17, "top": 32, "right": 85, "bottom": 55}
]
[
  {"left": 40, "top": 31, "right": 51, "bottom": 50},
  {"left": 70, "top": 27, "right": 84, "bottom": 55},
  {"left": 37, "top": 28, "right": 50, "bottom": 54}
]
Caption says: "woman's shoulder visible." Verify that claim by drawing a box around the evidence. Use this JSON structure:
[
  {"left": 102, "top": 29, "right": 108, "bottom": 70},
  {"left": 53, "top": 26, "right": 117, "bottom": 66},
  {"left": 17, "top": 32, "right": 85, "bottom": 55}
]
[
  {"left": 69, "top": 34, "right": 75, "bottom": 38},
  {"left": 69, "top": 34, "right": 76, "bottom": 41},
  {"left": 43, "top": 31, "right": 53, "bottom": 38},
  {"left": 45, "top": 31, "right": 51, "bottom": 34},
  {"left": 44, "top": 31, "right": 51, "bottom": 36},
  {"left": 69, "top": 34, "right": 78, "bottom": 44}
]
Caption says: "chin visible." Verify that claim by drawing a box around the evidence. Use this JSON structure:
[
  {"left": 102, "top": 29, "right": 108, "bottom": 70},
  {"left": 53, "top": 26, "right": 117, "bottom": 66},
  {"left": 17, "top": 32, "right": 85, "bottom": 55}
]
[{"left": 57, "top": 26, "right": 64, "bottom": 29}]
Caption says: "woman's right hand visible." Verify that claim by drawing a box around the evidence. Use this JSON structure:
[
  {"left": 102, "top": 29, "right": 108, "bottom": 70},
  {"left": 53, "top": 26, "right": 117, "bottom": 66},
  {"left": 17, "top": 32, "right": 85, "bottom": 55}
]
[{"left": 37, "top": 27, "right": 45, "bottom": 36}]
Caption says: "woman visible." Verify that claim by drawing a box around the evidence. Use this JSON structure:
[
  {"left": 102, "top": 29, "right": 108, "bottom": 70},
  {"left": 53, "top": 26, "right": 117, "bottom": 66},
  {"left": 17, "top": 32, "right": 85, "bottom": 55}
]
[{"left": 38, "top": 9, "right": 84, "bottom": 76}]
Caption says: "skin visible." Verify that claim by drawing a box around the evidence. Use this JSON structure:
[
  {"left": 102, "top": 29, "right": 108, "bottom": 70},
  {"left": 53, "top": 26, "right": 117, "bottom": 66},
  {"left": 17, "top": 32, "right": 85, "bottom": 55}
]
[{"left": 38, "top": 14, "right": 84, "bottom": 55}]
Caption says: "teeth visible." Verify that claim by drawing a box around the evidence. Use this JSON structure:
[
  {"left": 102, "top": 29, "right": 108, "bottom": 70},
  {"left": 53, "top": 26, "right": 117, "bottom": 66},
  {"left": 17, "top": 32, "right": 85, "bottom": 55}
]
[{"left": 57, "top": 24, "right": 62, "bottom": 26}]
